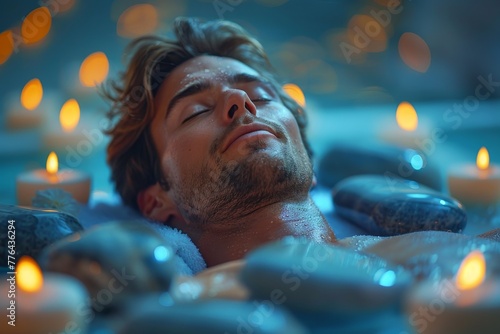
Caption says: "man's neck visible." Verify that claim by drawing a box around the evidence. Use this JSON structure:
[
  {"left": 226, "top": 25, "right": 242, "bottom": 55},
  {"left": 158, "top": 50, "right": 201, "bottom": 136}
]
[{"left": 188, "top": 197, "right": 337, "bottom": 267}]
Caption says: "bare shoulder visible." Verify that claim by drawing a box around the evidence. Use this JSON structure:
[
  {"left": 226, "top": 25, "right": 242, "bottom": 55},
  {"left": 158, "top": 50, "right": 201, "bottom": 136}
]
[{"left": 339, "top": 230, "right": 500, "bottom": 279}]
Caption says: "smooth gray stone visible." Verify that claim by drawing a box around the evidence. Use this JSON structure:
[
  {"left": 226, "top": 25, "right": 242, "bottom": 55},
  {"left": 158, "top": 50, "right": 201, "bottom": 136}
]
[
  {"left": 240, "top": 237, "right": 412, "bottom": 318},
  {"left": 40, "top": 220, "right": 176, "bottom": 310},
  {"left": 317, "top": 143, "right": 443, "bottom": 191},
  {"left": 332, "top": 175, "right": 467, "bottom": 236},
  {"left": 0, "top": 204, "right": 83, "bottom": 266},
  {"left": 118, "top": 299, "right": 307, "bottom": 334}
]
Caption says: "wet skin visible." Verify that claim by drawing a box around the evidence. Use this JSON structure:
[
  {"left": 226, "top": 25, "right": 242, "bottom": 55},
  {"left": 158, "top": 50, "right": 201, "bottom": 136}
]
[{"left": 148, "top": 55, "right": 336, "bottom": 266}]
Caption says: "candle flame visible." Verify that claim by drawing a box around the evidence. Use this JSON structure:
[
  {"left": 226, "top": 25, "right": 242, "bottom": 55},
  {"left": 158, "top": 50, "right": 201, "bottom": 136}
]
[
  {"left": 456, "top": 250, "right": 486, "bottom": 290},
  {"left": 396, "top": 101, "right": 418, "bottom": 131},
  {"left": 476, "top": 146, "right": 490, "bottom": 170},
  {"left": 283, "top": 83, "right": 306, "bottom": 107},
  {"left": 20, "top": 78, "right": 43, "bottom": 110},
  {"left": 46, "top": 151, "right": 58, "bottom": 174},
  {"left": 16, "top": 256, "right": 44, "bottom": 292},
  {"left": 60, "top": 98, "right": 80, "bottom": 132}
]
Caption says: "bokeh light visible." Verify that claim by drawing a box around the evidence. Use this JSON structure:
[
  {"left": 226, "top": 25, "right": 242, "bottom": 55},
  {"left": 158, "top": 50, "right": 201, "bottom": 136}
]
[
  {"left": 396, "top": 101, "right": 418, "bottom": 131},
  {"left": 398, "top": 32, "right": 431, "bottom": 73},
  {"left": 20, "top": 78, "right": 43, "bottom": 110},
  {"left": 0, "top": 30, "right": 14, "bottom": 65},
  {"left": 21, "top": 7, "right": 52, "bottom": 45},
  {"left": 59, "top": 98, "right": 80, "bottom": 132},
  {"left": 283, "top": 83, "right": 306, "bottom": 107},
  {"left": 117, "top": 4, "right": 159, "bottom": 38},
  {"left": 79, "top": 51, "right": 109, "bottom": 87},
  {"left": 347, "top": 15, "right": 387, "bottom": 53}
]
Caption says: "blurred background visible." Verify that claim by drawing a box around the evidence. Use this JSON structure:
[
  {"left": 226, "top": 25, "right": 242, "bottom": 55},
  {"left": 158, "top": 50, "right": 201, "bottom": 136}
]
[{"left": 1, "top": 0, "right": 500, "bottom": 209}]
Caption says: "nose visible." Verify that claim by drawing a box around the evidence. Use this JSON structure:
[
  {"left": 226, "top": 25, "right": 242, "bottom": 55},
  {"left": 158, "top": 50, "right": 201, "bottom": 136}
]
[{"left": 222, "top": 89, "right": 257, "bottom": 123}]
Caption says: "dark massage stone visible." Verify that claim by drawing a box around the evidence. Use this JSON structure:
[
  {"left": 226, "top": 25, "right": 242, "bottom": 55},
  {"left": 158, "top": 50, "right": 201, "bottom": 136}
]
[
  {"left": 240, "top": 237, "right": 412, "bottom": 319},
  {"left": 40, "top": 221, "right": 176, "bottom": 310},
  {"left": 118, "top": 299, "right": 307, "bottom": 334},
  {"left": 332, "top": 175, "right": 467, "bottom": 236},
  {"left": 0, "top": 204, "right": 83, "bottom": 266},
  {"left": 317, "top": 143, "right": 443, "bottom": 191}
]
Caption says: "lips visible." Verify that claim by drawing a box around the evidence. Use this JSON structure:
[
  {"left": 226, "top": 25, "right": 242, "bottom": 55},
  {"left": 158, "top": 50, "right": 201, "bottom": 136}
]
[{"left": 221, "top": 123, "right": 277, "bottom": 153}]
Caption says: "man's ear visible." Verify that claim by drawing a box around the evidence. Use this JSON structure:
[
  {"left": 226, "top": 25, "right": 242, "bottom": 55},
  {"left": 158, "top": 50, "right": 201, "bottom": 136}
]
[
  {"left": 311, "top": 173, "right": 318, "bottom": 189},
  {"left": 137, "top": 183, "right": 184, "bottom": 225}
]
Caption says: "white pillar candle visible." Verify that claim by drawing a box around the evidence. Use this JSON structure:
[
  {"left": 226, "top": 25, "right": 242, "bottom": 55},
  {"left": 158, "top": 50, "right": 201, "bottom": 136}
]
[
  {"left": 42, "top": 98, "right": 87, "bottom": 149},
  {"left": 6, "top": 108, "right": 44, "bottom": 130},
  {"left": 5, "top": 79, "right": 45, "bottom": 130},
  {"left": 43, "top": 131, "right": 88, "bottom": 149},
  {"left": 16, "top": 152, "right": 91, "bottom": 206},
  {"left": 0, "top": 256, "right": 91, "bottom": 334},
  {"left": 406, "top": 250, "right": 500, "bottom": 334},
  {"left": 448, "top": 147, "right": 500, "bottom": 205},
  {"left": 378, "top": 101, "right": 434, "bottom": 150}
]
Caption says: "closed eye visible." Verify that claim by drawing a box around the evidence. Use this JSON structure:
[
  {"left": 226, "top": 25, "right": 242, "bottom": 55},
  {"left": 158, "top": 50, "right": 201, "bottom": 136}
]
[
  {"left": 252, "top": 97, "right": 272, "bottom": 103},
  {"left": 182, "top": 109, "right": 210, "bottom": 124}
]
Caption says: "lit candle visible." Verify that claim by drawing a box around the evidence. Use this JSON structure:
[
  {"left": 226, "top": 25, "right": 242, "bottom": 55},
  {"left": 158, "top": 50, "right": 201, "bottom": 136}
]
[
  {"left": 43, "top": 98, "right": 86, "bottom": 148},
  {"left": 0, "top": 256, "right": 90, "bottom": 334},
  {"left": 448, "top": 147, "right": 500, "bottom": 206},
  {"left": 378, "top": 101, "right": 431, "bottom": 150},
  {"left": 406, "top": 250, "right": 500, "bottom": 334},
  {"left": 16, "top": 151, "right": 91, "bottom": 206},
  {"left": 5, "top": 78, "right": 44, "bottom": 130},
  {"left": 63, "top": 51, "right": 110, "bottom": 104}
]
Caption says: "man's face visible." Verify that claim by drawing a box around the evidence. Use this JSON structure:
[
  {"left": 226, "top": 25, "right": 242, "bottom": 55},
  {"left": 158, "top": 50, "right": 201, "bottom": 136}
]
[{"left": 151, "top": 55, "right": 312, "bottom": 227}]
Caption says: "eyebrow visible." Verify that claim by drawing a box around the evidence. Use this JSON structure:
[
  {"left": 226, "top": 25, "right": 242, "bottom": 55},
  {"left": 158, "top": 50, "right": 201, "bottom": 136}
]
[{"left": 165, "top": 73, "right": 270, "bottom": 118}]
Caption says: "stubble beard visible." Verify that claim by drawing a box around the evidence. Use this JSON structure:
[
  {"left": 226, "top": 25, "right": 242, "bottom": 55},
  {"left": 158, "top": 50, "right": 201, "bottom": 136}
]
[{"left": 172, "top": 141, "right": 313, "bottom": 227}]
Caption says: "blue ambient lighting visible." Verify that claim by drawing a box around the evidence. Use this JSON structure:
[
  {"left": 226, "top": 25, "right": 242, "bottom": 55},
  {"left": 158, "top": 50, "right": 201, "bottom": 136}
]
[
  {"left": 410, "top": 154, "right": 424, "bottom": 170},
  {"left": 154, "top": 246, "right": 171, "bottom": 262},
  {"left": 407, "top": 193, "right": 429, "bottom": 199},
  {"left": 378, "top": 270, "right": 397, "bottom": 287},
  {"left": 158, "top": 292, "right": 174, "bottom": 307}
]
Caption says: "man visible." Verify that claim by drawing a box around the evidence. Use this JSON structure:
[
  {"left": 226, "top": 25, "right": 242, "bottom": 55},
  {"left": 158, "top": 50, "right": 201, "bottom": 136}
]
[
  {"left": 104, "top": 17, "right": 500, "bottom": 274},
  {"left": 103, "top": 17, "right": 336, "bottom": 267}
]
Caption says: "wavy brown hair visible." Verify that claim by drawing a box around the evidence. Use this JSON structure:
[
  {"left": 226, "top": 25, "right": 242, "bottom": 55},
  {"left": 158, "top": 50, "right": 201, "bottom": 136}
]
[{"left": 102, "top": 17, "right": 312, "bottom": 210}]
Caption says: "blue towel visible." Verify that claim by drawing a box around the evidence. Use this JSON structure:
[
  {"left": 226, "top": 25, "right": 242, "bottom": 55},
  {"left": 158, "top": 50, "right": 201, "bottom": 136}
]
[{"left": 77, "top": 200, "right": 207, "bottom": 276}]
